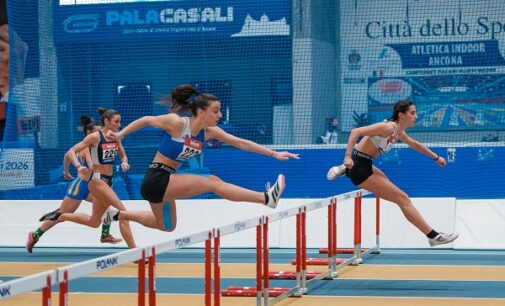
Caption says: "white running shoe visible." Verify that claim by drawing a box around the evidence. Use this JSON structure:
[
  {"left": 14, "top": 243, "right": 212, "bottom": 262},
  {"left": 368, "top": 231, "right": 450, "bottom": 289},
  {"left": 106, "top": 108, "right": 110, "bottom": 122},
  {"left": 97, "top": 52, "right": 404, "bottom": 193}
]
[
  {"left": 326, "top": 164, "right": 346, "bottom": 181},
  {"left": 102, "top": 207, "right": 119, "bottom": 226},
  {"left": 265, "top": 174, "right": 286, "bottom": 209},
  {"left": 428, "top": 232, "right": 459, "bottom": 247}
]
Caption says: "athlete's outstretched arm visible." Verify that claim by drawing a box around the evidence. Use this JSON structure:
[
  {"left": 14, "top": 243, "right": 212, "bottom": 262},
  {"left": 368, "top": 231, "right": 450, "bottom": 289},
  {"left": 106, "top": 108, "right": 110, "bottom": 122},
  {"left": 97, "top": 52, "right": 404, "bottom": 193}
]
[
  {"left": 398, "top": 131, "right": 446, "bottom": 167},
  {"left": 206, "top": 126, "right": 299, "bottom": 161},
  {"left": 114, "top": 114, "right": 181, "bottom": 140}
]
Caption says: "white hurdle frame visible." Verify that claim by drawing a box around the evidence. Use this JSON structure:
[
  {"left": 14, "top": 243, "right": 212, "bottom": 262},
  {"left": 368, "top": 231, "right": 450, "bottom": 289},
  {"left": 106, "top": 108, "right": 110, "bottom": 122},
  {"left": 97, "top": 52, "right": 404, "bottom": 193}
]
[
  {"left": 263, "top": 189, "right": 381, "bottom": 306},
  {"left": 1, "top": 189, "right": 379, "bottom": 306},
  {"left": 0, "top": 270, "right": 55, "bottom": 306}
]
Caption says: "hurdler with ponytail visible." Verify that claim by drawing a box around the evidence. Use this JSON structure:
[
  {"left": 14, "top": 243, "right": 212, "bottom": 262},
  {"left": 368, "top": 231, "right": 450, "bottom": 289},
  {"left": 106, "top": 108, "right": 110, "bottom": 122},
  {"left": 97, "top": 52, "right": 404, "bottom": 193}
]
[
  {"left": 326, "top": 99, "right": 459, "bottom": 247},
  {"left": 27, "top": 112, "right": 126, "bottom": 253},
  {"left": 103, "top": 84, "right": 300, "bottom": 233},
  {"left": 37, "top": 107, "right": 137, "bottom": 250}
]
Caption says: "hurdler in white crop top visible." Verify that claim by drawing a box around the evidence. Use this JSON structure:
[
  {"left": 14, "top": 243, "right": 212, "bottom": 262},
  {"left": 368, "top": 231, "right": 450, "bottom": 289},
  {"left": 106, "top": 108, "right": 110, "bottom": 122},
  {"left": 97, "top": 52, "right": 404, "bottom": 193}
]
[{"left": 369, "top": 121, "right": 397, "bottom": 155}]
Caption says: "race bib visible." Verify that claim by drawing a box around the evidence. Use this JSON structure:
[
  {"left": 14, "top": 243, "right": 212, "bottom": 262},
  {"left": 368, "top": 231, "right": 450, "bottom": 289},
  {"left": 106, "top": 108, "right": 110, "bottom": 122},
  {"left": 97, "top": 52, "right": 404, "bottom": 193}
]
[
  {"left": 101, "top": 142, "right": 118, "bottom": 163},
  {"left": 176, "top": 137, "right": 203, "bottom": 161}
]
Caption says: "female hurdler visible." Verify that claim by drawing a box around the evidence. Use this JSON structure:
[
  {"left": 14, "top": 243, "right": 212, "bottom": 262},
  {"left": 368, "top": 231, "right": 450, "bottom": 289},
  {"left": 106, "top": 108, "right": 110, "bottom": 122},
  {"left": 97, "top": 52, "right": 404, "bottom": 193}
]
[{"left": 327, "top": 100, "right": 458, "bottom": 247}]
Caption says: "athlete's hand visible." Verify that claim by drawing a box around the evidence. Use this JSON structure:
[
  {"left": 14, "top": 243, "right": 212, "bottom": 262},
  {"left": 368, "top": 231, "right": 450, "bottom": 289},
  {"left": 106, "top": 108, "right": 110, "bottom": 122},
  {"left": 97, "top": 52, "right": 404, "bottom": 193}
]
[
  {"left": 121, "top": 161, "right": 130, "bottom": 172},
  {"left": 272, "top": 151, "right": 300, "bottom": 161},
  {"left": 63, "top": 171, "right": 74, "bottom": 181},
  {"left": 77, "top": 165, "right": 90, "bottom": 180},
  {"left": 343, "top": 156, "right": 354, "bottom": 169},
  {"left": 105, "top": 130, "right": 119, "bottom": 141},
  {"left": 435, "top": 156, "right": 447, "bottom": 167}
]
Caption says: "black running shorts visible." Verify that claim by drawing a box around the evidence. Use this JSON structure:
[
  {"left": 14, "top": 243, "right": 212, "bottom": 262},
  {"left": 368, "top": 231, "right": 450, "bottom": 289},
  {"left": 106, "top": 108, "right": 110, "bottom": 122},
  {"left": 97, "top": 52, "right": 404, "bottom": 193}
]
[
  {"left": 141, "top": 163, "right": 176, "bottom": 203},
  {"left": 346, "top": 150, "right": 374, "bottom": 186}
]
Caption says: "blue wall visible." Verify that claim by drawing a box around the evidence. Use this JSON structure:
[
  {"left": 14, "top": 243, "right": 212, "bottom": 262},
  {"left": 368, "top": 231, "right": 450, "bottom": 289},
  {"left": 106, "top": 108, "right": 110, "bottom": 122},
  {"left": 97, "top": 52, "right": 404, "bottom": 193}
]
[
  {"left": 3, "top": 146, "right": 501, "bottom": 200},
  {"left": 203, "top": 146, "right": 503, "bottom": 199}
]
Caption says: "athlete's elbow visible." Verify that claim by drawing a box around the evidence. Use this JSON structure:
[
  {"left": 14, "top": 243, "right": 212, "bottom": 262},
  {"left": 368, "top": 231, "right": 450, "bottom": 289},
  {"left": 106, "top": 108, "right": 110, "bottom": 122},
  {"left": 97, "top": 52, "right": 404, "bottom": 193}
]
[{"left": 349, "top": 129, "right": 361, "bottom": 140}]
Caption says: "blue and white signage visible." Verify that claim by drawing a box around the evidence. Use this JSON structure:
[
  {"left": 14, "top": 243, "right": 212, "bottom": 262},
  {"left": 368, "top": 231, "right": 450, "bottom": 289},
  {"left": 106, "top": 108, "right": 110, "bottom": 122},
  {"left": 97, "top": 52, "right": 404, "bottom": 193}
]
[
  {"left": 340, "top": 0, "right": 505, "bottom": 131},
  {"left": 0, "top": 148, "right": 35, "bottom": 190},
  {"left": 54, "top": 0, "right": 291, "bottom": 41},
  {"left": 387, "top": 40, "right": 505, "bottom": 69}
]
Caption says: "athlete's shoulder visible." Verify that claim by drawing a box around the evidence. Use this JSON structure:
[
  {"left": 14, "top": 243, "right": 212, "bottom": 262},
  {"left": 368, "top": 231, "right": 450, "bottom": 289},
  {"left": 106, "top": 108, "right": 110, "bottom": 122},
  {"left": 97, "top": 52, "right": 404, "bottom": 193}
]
[
  {"left": 378, "top": 120, "right": 396, "bottom": 133},
  {"left": 82, "top": 131, "right": 100, "bottom": 144}
]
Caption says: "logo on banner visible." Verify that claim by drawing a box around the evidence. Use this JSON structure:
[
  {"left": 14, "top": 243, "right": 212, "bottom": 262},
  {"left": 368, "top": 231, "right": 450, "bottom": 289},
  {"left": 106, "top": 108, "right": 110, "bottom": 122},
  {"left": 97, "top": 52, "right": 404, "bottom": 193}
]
[
  {"left": 56, "top": 1, "right": 291, "bottom": 40},
  {"left": 106, "top": 7, "right": 234, "bottom": 26},
  {"left": 175, "top": 236, "right": 191, "bottom": 247},
  {"left": 96, "top": 257, "right": 119, "bottom": 270},
  {"left": 347, "top": 50, "right": 361, "bottom": 71},
  {"left": 63, "top": 14, "right": 100, "bottom": 33},
  {"left": 0, "top": 285, "right": 11, "bottom": 298},
  {"left": 234, "top": 221, "right": 247, "bottom": 231}
]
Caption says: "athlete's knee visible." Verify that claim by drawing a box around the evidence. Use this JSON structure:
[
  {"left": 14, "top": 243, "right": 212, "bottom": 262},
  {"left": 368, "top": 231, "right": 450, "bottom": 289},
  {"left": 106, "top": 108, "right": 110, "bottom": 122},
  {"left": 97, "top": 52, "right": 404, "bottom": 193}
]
[
  {"left": 163, "top": 221, "right": 177, "bottom": 232},
  {"left": 156, "top": 220, "right": 176, "bottom": 232},
  {"left": 89, "top": 218, "right": 101, "bottom": 228},
  {"left": 394, "top": 192, "right": 411, "bottom": 207},
  {"left": 208, "top": 175, "right": 223, "bottom": 184},
  {"left": 204, "top": 175, "right": 224, "bottom": 193}
]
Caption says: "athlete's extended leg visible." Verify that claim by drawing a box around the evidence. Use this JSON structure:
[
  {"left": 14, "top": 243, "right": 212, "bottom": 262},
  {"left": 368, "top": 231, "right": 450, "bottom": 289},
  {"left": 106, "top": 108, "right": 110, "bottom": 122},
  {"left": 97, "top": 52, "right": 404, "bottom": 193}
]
[
  {"left": 167, "top": 174, "right": 285, "bottom": 205},
  {"left": 116, "top": 173, "right": 284, "bottom": 232},
  {"left": 88, "top": 180, "right": 136, "bottom": 248},
  {"left": 359, "top": 166, "right": 432, "bottom": 235},
  {"left": 40, "top": 197, "right": 81, "bottom": 231},
  {"left": 40, "top": 180, "right": 137, "bottom": 248},
  {"left": 117, "top": 197, "right": 177, "bottom": 232},
  {"left": 27, "top": 197, "right": 82, "bottom": 253}
]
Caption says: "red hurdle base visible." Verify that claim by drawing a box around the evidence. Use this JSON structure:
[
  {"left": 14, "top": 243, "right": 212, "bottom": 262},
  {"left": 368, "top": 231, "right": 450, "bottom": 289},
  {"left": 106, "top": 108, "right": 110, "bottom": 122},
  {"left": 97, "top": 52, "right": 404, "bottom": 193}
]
[
  {"left": 318, "top": 248, "right": 368, "bottom": 254},
  {"left": 268, "top": 271, "right": 321, "bottom": 280},
  {"left": 222, "top": 286, "right": 291, "bottom": 297},
  {"left": 291, "top": 258, "right": 347, "bottom": 265}
]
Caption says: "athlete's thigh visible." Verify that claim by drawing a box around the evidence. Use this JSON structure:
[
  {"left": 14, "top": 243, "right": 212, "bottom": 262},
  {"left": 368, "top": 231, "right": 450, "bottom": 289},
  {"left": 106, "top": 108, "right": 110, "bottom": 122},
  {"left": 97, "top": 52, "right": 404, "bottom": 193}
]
[
  {"left": 359, "top": 172, "right": 406, "bottom": 204},
  {"left": 84, "top": 194, "right": 95, "bottom": 203},
  {"left": 371, "top": 166, "right": 388, "bottom": 179},
  {"left": 89, "top": 179, "right": 121, "bottom": 207},
  {"left": 165, "top": 174, "right": 213, "bottom": 199},
  {"left": 59, "top": 197, "right": 82, "bottom": 213}
]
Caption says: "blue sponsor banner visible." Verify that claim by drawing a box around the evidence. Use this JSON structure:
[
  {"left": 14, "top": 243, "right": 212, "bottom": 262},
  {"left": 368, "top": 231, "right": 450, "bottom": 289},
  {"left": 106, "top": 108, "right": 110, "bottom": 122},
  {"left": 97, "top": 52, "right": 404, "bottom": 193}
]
[
  {"left": 53, "top": 0, "right": 291, "bottom": 42},
  {"left": 387, "top": 40, "right": 505, "bottom": 69}
]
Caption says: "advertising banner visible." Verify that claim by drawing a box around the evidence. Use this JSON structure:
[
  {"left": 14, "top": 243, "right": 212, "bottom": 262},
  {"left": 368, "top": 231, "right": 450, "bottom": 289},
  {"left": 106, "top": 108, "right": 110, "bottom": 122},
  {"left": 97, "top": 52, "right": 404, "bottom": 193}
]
[
  {"left": 54, "top": 0, "right": 291, "bottom": 42},
  {"left": 341, "top": 0, "right": 505, "bottom": 131}
]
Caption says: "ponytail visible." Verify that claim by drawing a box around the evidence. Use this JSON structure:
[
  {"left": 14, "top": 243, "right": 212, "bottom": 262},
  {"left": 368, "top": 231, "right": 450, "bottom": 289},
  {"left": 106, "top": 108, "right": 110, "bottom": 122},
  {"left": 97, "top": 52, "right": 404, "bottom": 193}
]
[
  {"left": 164, "top": 84, "right": 219, "bottom": 116},
  {"left": 97, "top": 107, "right": 120, "bottom": 125},
  {"left": 389, "top": 99, "right": 414, "bottom": 121},
  {"left": 80, "top": 115, "right": 99, "bottom": 136}
]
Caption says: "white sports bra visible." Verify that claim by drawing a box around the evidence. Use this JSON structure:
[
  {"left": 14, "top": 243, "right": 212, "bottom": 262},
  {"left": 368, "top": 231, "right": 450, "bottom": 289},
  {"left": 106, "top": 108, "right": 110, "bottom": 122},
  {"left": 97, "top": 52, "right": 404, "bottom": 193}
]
[{"left": 369, "top": 121, "right": 397, "bottom": 155}]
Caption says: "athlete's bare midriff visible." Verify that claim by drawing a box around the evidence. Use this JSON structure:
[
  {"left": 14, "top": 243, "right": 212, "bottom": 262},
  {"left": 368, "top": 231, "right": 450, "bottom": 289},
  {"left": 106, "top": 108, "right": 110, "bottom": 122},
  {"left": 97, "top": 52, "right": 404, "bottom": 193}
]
[
  {"left": 153, "top": 151, "right": 180, "bottom": 170},
  {"left": 91, "top": 164, "right": 113, "bottom": 176},
  {"left": 355, "top": 136, "right": 380, "bottom": 158}
]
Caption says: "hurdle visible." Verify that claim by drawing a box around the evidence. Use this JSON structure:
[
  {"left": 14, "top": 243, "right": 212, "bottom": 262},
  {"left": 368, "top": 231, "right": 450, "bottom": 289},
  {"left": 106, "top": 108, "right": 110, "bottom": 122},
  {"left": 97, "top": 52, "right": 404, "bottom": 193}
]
[
  {"left": 151, "top": 229, "right": 216, "bottom": 306},
  {"left": 0, "top": 269, "right": 55, "bottom": 306},
  {"left": 219, "top": 189, "right": 381, "bottom": 305},
  {"left": 264, "top": 190, "right": 380, "bottom": 305},
  {"left": 2, "top": 189, "right": 379, "bottom": 306},
  {"left": 56, "top": 246, "right": 155, "bottom": 306},
  {"left": 0, "top": 245, "right": 156, "bottom": 306},
  {"left": 219, "top": 216, "right": 292, "bottom": 300}
]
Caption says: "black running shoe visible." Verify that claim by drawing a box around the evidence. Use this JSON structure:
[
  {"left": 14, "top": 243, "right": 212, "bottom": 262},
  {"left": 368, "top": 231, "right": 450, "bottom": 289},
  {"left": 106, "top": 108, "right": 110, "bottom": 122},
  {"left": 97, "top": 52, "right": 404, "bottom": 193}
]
[{"left": 39, "top": 209, "right": 62, "bottom": 221}]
